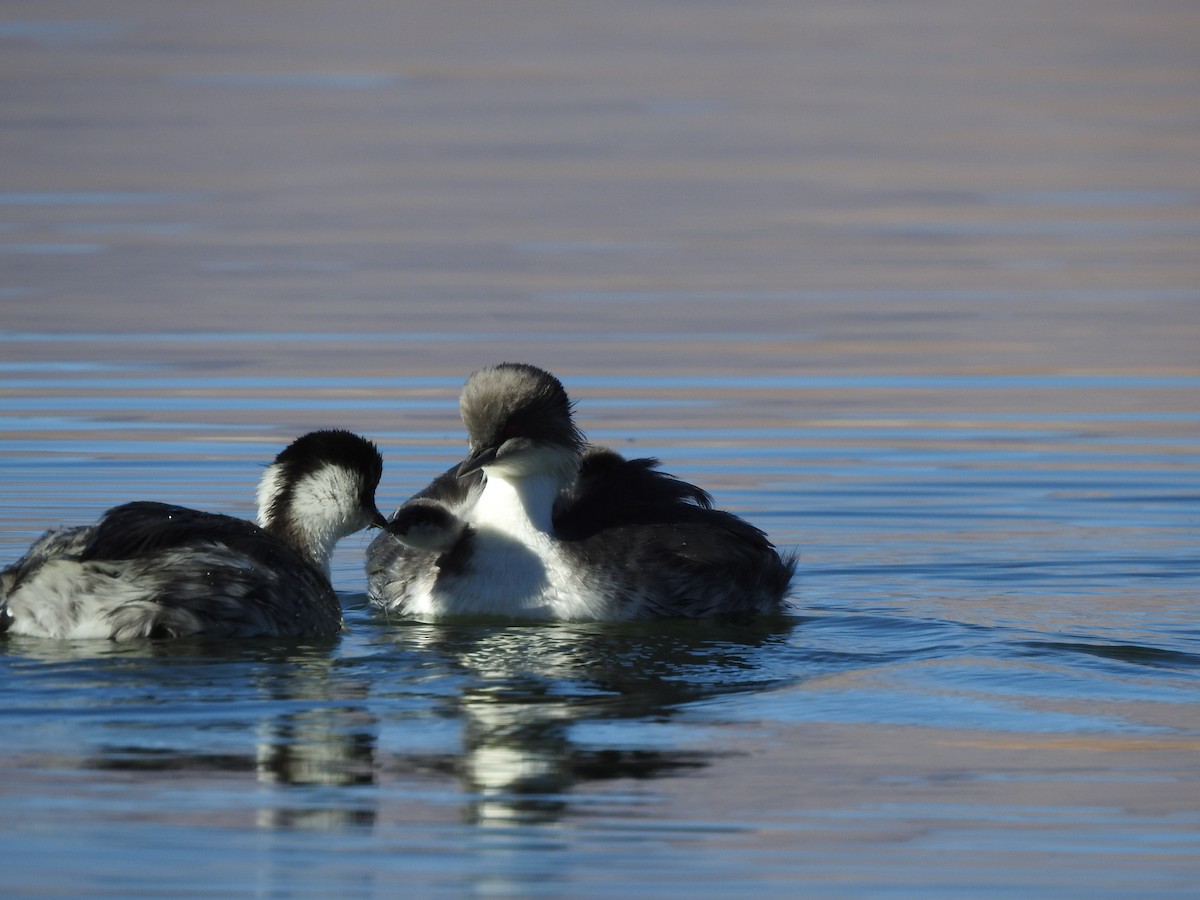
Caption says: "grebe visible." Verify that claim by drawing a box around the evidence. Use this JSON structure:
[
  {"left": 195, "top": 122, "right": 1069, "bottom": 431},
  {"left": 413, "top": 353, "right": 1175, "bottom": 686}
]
[
  {"left": 1, "top": 430, "right": 386, "bottom": 640},
  {"left": 367, "top": 363, "right": 795, "bottom": 620}
]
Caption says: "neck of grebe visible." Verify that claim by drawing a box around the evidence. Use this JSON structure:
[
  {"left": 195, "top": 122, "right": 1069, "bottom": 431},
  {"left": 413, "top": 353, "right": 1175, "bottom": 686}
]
[{"left": 473, "top": 469, "right": 561, "bottom": 537}]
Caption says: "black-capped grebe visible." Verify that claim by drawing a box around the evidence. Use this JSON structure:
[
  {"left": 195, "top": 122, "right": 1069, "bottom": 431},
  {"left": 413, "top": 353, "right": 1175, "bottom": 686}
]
[
  {"left": 1, "top": 430, "right": 386, "bottom": 640},
  {"left": 367, "top": 363, "right": 795, "bottom": 620}
]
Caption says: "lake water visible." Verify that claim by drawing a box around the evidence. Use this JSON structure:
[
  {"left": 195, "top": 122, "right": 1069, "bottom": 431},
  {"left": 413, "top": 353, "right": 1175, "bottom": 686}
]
[{"left": 1, "top": 1, "right": 1198, "bottom": 896}]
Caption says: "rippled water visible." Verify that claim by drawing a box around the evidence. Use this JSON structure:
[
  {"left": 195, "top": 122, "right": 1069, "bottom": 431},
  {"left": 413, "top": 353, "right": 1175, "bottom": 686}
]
[
  {"left": 3, "top": 0, "right": 1199, "bottom": 896},
  {"left": 3, "top": 340, "right": 1197, "bottom": 896}
]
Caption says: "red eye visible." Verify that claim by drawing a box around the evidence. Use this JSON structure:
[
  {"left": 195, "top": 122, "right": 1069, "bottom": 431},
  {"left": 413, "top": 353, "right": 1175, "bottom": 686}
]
[{"left": 502, "top": 423, "right": 522, "bottom": 440}]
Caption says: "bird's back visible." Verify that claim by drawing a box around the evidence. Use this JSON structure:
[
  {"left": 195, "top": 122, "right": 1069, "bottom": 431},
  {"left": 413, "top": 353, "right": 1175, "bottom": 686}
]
[
  {"left": 3, "top": 501, "right": 341, "bottom": 640},
  {"left": 553, "top": 448, "right": 796, "bottom": 619}
]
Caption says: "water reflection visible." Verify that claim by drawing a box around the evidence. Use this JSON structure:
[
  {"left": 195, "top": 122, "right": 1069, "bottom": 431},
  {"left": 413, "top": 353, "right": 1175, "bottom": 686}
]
[
  {"left": 379, "top": 619, "right": 797, "bottom": 826},
  {"left": 10, "top": 618, "right": 796, "bottom": 832},
  {"left": 43, "top": 640, "right": 382, "bottom": 831},
  {"left": 249, "top": 653, "right": 378, "bottom": 830}
]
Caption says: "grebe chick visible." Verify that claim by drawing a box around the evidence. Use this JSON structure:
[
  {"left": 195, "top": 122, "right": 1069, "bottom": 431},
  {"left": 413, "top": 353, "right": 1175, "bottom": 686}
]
[
  {"left": 367, "top": 363, "right": 795, "bottom": 621},
  {"left": 1, "top": 430, "right": 386, "bottom": 640}
]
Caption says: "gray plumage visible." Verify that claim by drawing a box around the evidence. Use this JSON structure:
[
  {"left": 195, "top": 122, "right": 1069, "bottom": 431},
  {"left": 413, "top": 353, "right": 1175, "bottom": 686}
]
[
  {"left": 367, "top": 363, "right": 796, "bottom": 621},
  {"left": 1, "top": 430, "right": 386, "bottom": 640}
]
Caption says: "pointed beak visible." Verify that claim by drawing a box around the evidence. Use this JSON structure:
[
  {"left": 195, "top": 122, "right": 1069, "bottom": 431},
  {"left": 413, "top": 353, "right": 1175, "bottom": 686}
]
[
  {"left": 456, "top": 444, "right": 497, "bottom": 478},
  {"left": 369, "top": 507, "right": 389, "bottom": 529}
]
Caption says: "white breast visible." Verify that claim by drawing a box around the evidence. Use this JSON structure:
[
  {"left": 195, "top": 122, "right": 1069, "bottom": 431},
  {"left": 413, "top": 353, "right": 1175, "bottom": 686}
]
[{"left": 399, "top": 470, "right": 569, "bottom": 619}]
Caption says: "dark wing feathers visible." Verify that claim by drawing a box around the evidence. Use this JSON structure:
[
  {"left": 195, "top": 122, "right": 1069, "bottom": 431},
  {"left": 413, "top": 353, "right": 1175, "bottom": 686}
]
[
  {"left": 555, "top": 447, "right": 796, "bottom": 617},
  {"left": 79, "top": 502, "right": 340, "bottom": 638},
  {"left": 555, "top": 447, "right": 716, "bottom": 540},
  {"left": 81, "top": 501, "right": 294, "bottom": 569},
  {"left": 107, "top": 558, "right": 339, "bottom": 640}
]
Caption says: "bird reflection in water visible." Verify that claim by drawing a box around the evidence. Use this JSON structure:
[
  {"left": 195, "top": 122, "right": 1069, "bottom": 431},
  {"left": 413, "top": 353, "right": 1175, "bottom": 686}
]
[
  {"left": 386, "top": 618, "right": 796, "bottom": 827},
  {"left": 66, "top": 616, "right": 796, "bottom": 832},
  {"left": 253, "top": 701, "right": 377, "bottom": 831},
  {"left": 73, "top": 640, "right": 381, "bottom": 832}
]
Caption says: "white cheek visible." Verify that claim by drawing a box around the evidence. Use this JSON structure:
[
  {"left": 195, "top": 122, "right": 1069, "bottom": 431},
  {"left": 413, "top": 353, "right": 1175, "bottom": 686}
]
[{"left": 291, "top": 466, "right": 362, "bottom": 530}]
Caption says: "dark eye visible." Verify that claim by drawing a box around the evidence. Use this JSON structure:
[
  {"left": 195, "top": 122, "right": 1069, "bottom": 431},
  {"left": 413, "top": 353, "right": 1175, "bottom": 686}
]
[{"left": 502, "top": 423, "right": 522, "bottom": 440}]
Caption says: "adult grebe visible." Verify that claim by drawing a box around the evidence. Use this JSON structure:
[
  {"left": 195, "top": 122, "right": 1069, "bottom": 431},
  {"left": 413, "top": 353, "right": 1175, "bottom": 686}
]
[
  {"left": 367, "top": 363, "right": 795, "bottom": 620},
  {"left": 1, "top": 430, "right": 386, "bottom": 640}
]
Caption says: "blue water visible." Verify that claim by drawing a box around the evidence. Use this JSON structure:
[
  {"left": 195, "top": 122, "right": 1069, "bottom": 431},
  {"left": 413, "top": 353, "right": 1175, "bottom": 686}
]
[
  {"left": 3, "top": 0, "right": 1199, "bottom": 894},
  {"left": 2, "top": 342, "right": 1197, "bottom": 897}
]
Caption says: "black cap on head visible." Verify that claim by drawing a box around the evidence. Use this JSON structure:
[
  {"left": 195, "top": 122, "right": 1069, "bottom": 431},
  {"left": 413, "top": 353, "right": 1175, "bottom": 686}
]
[
  {"left": 274, "top": 429, "right": 384, "bottom": 488},
  {"left": 269, "top": 429, "right": 386, "bottom": 525}
]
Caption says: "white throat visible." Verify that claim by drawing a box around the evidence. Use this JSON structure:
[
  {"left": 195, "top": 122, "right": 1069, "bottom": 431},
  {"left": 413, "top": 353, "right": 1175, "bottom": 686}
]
[
  {"left": 469, "top": 443, "right": 579, "bottom": 539},
  {"left": 473, "top": 469, "right": 561, "bottom": 537},
  {"left": 427, "top": 459, "right": 573, "bottom": 618}
]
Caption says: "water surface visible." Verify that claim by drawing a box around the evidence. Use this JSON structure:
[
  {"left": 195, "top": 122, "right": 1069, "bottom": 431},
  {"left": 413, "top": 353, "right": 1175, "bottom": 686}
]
[{"left": 2, "top": 0, "right": 1198, "bottom": 896}]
